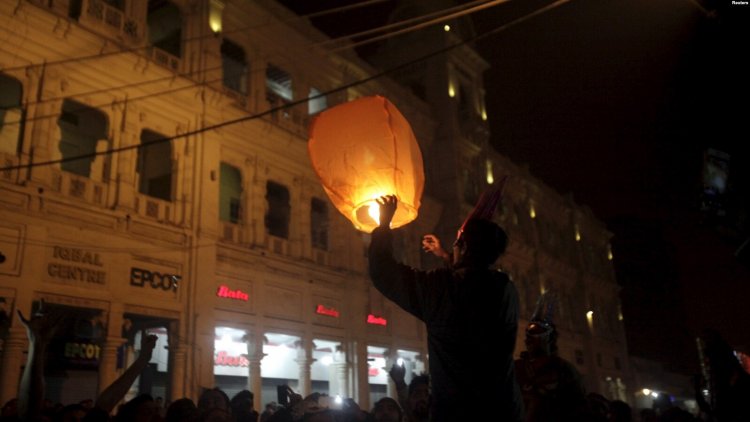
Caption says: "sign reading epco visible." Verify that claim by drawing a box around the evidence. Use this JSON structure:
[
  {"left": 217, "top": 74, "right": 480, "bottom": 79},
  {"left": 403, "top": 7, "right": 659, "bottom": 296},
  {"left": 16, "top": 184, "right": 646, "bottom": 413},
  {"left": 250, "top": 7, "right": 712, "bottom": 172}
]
[{"left": 130, "top": 267, "right": 180, "bottom": 292}]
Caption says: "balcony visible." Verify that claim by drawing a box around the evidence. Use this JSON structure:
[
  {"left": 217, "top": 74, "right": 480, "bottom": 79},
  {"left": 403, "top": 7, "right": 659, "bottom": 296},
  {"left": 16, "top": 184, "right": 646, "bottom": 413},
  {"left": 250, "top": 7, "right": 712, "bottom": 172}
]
[
  {"left": 265, "top": 92, "right": 309, "bottom": 137},
  {"left": 221, "top": 222, "right": 245, "bottom": 244},
  {"left": 49, "top": 169, "right": 107, "bottom": 207},
  {"left": 149, "top": 47, "right": 181, "bottom": 72},
  {"left": 134, "top": 194, "right": 181, "bottom": 224},
  {"left": 81, "top": 0, "right": 141, "bottom": 43}
]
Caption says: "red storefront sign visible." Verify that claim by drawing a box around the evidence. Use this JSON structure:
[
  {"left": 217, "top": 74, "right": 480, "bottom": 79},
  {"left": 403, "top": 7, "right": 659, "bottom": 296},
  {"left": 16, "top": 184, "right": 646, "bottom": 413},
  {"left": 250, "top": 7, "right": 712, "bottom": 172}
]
[
  {"left": 214, "top": 351, "right": 249, "bottom": 367},
  {"left": 216, "top": 285, "right": 249, "bottom": 301},
  {"left": 316, "top": 304, "right": 340, "bottom": 318},
  {"left": 367, "top": 314, "right": 387, "bottom": 326}
]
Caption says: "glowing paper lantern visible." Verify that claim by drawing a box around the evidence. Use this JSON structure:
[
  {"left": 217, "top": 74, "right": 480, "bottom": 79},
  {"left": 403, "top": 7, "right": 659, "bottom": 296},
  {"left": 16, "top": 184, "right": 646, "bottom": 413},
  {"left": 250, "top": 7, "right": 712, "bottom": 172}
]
[{"left": 308, "top": 95, "right": 424, "bottom": 233}]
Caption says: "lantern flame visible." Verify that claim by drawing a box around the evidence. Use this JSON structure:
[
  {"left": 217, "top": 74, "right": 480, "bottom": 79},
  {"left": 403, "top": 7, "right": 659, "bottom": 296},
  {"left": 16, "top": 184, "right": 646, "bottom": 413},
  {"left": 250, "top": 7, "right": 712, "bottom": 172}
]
[{"left": 368, "top": 203, "right": 381, "bottom": 226}]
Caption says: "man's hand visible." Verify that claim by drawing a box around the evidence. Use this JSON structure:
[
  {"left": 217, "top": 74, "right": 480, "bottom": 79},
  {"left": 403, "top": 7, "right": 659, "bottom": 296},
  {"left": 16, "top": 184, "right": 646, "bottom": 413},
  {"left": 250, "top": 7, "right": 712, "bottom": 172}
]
[
  {"left": 388, "top": 362, "right": 406, "bottom": 386},
  {"left": 376, "top": 195, "right": 398, "bottom": 228},
  {"left": 17, "top": 300, "right": 65, "bottom": 345},
  {"left": 422, "top": 234, "right": 450, "bottom": 261},
  {"left": 137, "top": 334, "right": 158, "bottom": 362}
]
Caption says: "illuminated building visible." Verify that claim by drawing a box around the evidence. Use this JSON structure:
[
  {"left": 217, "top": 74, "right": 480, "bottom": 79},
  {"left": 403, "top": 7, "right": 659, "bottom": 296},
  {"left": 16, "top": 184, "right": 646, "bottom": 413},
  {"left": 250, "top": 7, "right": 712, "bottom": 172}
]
[{"left": 0, "top": 0, "right": 630, "bottom": 408}]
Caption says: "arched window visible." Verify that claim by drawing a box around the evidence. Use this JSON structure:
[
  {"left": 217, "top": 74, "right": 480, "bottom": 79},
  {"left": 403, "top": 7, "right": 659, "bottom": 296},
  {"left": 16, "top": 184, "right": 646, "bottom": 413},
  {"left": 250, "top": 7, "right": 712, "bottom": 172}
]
[
  {"left": 137, "top": 129, "right": 173, "bottom": 201},
  {"left": 221, "top": 39, "right": 248, "bottom": 95},
  {"left": 147, "top": 0, "right": 182, "bottom": 58},
  {"left": 57, "top": 99, "right": 109, "bottom": 177},
  {"left": 220, "top": 162, "right": 242, "bottom": 223},
  {"left": 0, "top": 73, "right": 23, "bottom": 156}
]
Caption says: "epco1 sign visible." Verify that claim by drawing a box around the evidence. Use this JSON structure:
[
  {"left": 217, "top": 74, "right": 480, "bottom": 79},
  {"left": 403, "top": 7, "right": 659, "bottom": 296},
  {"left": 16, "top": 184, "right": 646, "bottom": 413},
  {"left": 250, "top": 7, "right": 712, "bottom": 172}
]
[{"left": 130, "top": 267, "right": 180, "bottom": 291}]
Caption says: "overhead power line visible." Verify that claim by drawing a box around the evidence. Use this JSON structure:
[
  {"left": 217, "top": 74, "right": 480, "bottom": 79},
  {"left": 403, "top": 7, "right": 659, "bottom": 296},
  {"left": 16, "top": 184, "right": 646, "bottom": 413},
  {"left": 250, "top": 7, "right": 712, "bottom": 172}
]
[
  {"left": 0, "top": 0, "right": 570, "bottom": 173},
  {"left": 0, "top": 0, "right": 392, "bottom": 73},
  {"left": 0, "top": 0, "right": 496, "bottom": 122}
]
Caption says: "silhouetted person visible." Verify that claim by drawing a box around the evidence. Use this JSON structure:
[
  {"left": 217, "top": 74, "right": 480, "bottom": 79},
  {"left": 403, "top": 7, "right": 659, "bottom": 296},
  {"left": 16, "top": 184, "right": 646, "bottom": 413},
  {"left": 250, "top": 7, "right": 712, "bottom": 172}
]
[
  {"left": 515, "top": 294, "right": 587, "bottom": 421},
  {"left": 695, "top": 329, "right": 750, "bottom": 421},
  {"left": 369, "top": 196, "right": 522, "bottom": 422}
]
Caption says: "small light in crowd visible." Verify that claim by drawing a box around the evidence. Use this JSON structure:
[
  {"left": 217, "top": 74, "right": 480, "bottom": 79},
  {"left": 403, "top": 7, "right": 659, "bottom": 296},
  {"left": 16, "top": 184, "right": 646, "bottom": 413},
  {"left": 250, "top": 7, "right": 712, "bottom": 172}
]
[
  {"left": 651, "top": 392, "right": 659, "bottom": 398},
  {"left": 530, "top": 206, "right": 536, "bottom": 219},
  {"left": 444, "top": 24, "right": 451, "bottom": 32},
  {"left": 448, "top": 84, "right": 456, "bottom": 98},
  {"left": 642, "top": 388, "right": 651, "bottom": 396},
  {"left": 335, "top": 395, "right": 343, "bottom": 405},
  {"left": 575, "top": 231, "right": 581, "bottom": 242},
  {"left": 607, "top": 248, "right": 613, "bottom": 260},
  {"left": 397, "top": 357, "right": 404, "bottom": 367},
  {"left": 586, "top": 311, "right": 594, "bottom": 321},
  {"left": 618, "top": 312, "right": 623, "bottom": 321},
  {"left": 486, "top": 160, "right": 494, "bottom": 185},
  {"left": 540, "top": 286, "right": 546, "bottom": 294},
  {"left": 481, "top": 109, "right": 488, "bottom": 121}
]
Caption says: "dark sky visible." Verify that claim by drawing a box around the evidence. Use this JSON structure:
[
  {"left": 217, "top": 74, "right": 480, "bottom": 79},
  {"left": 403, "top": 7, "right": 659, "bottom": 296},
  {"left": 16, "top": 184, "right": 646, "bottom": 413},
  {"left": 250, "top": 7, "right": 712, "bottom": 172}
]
[
  {"left": 283, "top": 0, "right": 750, "bottom": 368},
  {"left": 468, "top": 0, "right": 750, "bottom": 366}
]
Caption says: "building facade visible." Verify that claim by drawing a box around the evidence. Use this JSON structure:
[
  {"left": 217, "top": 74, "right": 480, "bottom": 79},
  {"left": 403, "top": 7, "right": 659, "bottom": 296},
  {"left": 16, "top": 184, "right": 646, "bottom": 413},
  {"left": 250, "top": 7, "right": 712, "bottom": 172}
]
[{"left": 0, "top": 0, "right": 630, "bottom": 409}]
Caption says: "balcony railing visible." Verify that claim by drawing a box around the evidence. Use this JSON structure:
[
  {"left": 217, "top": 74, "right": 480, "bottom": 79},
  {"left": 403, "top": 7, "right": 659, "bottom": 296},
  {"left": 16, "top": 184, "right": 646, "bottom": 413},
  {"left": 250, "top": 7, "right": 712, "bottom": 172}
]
[
  {"left": 149, "top": 47, "right": 181, "bottom": 72},
  {"left": 134, "top": 194, "right": 180, "bottom": 224},
  {"left": 83, "top": 0, "right": 141, "bottom": 42},
  {"left": 49, "top": 170, "right": 107, "bottom": 207}
]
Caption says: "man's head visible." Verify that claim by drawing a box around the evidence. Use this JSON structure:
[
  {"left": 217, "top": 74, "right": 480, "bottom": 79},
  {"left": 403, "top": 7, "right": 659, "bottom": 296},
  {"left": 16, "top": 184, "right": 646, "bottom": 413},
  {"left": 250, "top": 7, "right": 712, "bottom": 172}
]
[
  {"left": 524, "top": 320, "right": 558, "bottom": 356},
  {"left": 452, "top": 219, "right": 508, "bottom": 268},
  {"left": 372, "top": 397, "right": 402, "bottom": 422},
  {"left": 407, "top": 375, "right": 429, "bottom": 420}
]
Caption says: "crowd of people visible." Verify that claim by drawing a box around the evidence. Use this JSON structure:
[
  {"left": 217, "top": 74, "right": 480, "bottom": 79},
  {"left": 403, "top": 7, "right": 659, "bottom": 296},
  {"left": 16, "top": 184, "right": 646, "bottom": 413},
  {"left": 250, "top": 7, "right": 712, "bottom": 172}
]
[{"left": 1, "top": 194, "right": 748, "bottom": 421}]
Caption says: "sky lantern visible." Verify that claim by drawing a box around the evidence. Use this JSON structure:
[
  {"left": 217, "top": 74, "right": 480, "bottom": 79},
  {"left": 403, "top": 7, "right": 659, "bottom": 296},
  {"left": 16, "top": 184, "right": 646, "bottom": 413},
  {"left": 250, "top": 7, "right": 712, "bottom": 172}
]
[{"left": 308, "top": 95, "right": 424, "bottom": 233}]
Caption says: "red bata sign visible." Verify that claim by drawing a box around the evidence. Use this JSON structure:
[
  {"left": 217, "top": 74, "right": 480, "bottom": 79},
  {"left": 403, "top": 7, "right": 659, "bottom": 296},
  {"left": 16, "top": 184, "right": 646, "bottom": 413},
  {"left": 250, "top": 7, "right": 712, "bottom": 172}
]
[
  {"left": 316, "top": 304, "right": 340, "bottom": 318},
  {"left": 367, "top": 314, "right": 387, "bottom": 326},
  {"left": 216, "top": 285, "right": 249, "bottom": 301},
  {"left": 215, "top": 351, "right": 248, "bottom": 367}
]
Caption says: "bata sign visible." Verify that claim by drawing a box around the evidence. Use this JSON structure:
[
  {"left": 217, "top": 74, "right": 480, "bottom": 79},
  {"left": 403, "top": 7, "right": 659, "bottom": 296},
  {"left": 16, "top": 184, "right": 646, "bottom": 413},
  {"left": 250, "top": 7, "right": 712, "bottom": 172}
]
[
  {"left": 367, "top": 314, "right": 387, "bottom": 326},
  {"left": 216, "top": 285, "right": 249, "bottom": 301},
  {"left": 315, "top": 304, "right": 339, "bottom": 318},
  {"left": 215, "top": 351, "right": 248, "bottom": 367}
]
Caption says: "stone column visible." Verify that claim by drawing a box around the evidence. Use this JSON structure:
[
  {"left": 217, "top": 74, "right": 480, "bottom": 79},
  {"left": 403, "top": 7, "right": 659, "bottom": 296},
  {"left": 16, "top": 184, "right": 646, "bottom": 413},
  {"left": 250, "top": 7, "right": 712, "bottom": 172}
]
[
  {"left": 353, "top": 340, "right": 370, "bottom": 410},
  {"left": 295, "top": 337, "right": 314, "bottom": 397},
  {"left": 245, "top": 331, "right": 265, "bottom": 405},
  {"left": 0, "top": 328, "right": 26, "bottom": 404},
  {"left": 386, "top": 348, "right": 398, "bottom": 400},
  {"left": 329, "top": 344, "right": 349, "bottom": 398},
  {"left": 98, "top": 305, "right": 125, "bottom": 395}
]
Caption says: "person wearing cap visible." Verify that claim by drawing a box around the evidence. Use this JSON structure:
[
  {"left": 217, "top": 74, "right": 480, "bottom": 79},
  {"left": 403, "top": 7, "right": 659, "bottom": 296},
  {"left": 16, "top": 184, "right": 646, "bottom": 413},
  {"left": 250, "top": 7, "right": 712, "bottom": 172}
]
[
  {"left": 514, "top": 294, "right": 586, "bottom": 422},
  {"left": 369, "top": 195, "right": 523, "bottom": 422}
]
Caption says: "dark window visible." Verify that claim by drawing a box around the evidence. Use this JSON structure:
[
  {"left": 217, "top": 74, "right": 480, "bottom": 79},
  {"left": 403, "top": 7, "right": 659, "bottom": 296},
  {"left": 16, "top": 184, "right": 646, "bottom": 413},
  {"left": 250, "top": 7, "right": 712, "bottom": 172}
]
[
  {"left": 575, "top": 349, "right": 584, "bottom": 365},
  {"left": 266, "top": 64, "right": 292, "bottom": 101},
  {"left": 220, "top": 162, "right": 242, "bottom": 223},
  {"left": 57, "top": 99, "right": 109, "bottom": 177},
  {"left": 221, "top": 40, "right": 247, "bottom": 94},
  {"left": 0, "top": 73, "right": 24, "bottom": 156},
  {"left": 137, "top": 130, "right": 173, "bottom": 201},
  {"left": 310, "top": 198, "right": 328, "bottom": 250},
  {"left": 265, "top": 181, "right": 290, "bottom": 238},
  {"left": 147, "top": 0, "right": 182, "bottom": 58}
]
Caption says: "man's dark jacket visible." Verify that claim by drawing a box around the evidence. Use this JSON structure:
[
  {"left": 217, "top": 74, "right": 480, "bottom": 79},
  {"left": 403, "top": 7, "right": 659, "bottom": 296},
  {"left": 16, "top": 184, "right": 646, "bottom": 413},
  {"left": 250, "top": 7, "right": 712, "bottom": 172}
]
[{"left": 369, "top": 226, "right": 523, "bottom": 422}]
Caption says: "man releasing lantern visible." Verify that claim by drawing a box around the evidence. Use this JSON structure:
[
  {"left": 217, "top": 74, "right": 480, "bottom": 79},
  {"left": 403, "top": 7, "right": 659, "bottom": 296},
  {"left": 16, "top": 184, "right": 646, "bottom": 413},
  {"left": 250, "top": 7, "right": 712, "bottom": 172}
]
[{"left": 308, "top": 95, "right": 424, "bottom": 232}]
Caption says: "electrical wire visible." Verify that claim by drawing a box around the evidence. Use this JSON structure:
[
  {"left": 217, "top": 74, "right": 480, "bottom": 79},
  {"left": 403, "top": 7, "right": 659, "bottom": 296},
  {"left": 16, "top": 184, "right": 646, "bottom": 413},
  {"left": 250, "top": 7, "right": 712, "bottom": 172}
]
[
  {"left": 0, "top": 0, "right": 570, "bottom": 173},
  {"left": 0, "top": 0, "right": 497, "bottom": 122},
  {"left": 0, "top": 0, "right": 392, "bottom": 73}
]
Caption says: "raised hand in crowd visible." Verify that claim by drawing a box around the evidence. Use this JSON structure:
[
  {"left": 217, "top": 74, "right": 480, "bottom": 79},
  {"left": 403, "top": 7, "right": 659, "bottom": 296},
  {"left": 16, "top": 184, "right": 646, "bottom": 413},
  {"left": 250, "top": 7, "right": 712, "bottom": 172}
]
[
  {"left": 92, "top": 333, "right": 158, "bottom": 415},
  {"left": 17, "top": 300, "right": 66, "bottom": 422}
]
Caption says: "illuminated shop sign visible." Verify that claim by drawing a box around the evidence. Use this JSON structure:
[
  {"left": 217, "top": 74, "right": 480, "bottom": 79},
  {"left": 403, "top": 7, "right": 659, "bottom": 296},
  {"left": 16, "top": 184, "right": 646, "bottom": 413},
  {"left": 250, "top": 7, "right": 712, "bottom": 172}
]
[
  {"left": 215, "top": 351, "right": 248, "bottom": 367},
  {"left": 216, "top": 285, "right": 249, "bottom": 301},
  {"left": 130, "top": 267, "right": 180, "bottom": 291},
  {"left": 48, "top": 246, "right": 106, "bottom": 285},
  {"left": 315, "top": 304, "right": 340, "bottom": 318},
  {"left": 65, "top": 342, "right": 101, "bottom": 361},
  {"left": 367, "top": 314, "right": 387, "bottom": 326}
]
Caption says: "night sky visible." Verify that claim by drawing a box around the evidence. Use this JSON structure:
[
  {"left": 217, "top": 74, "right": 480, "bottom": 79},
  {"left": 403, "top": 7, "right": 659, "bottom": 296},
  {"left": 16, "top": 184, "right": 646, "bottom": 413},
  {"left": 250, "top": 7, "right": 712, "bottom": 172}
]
[{"left": 282, "top": 0, "right": 750, "bottom": 370}]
